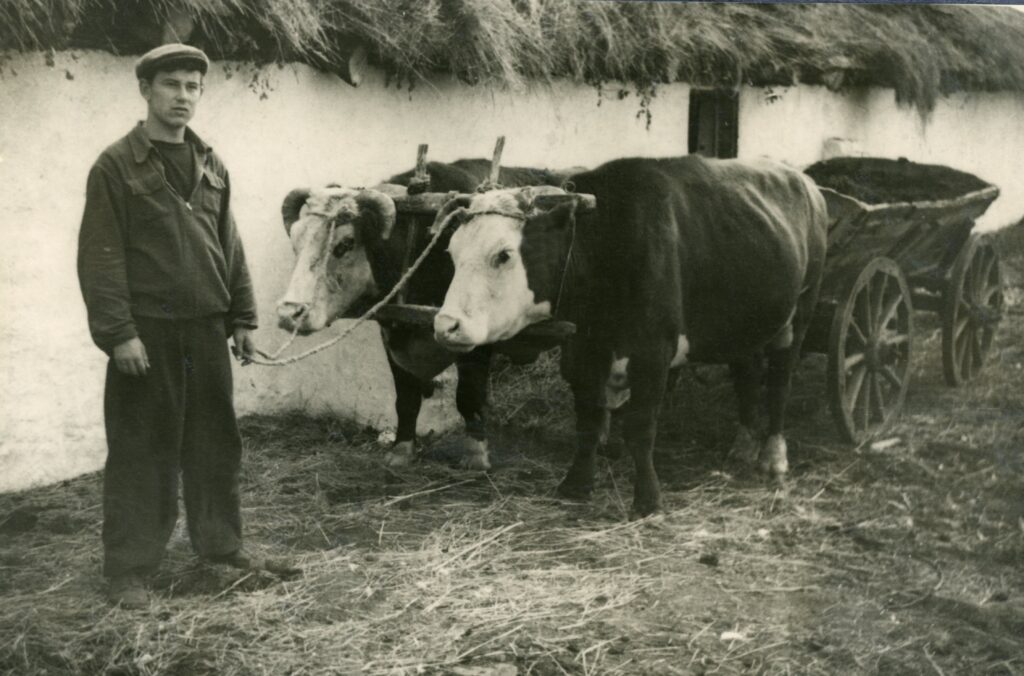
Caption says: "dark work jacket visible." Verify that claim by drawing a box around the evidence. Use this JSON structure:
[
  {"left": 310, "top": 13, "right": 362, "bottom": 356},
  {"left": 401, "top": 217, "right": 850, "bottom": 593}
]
[{"left": 78, "top": 123, "right": 257, "bottom": 353}]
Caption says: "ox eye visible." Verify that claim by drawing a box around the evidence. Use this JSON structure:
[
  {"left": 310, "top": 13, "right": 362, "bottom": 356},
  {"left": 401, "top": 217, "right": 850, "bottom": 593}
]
[
  {"left": 492, "top": 249, "right": 512, "bottom": 268},
  {"left": 332, "top": 237, "right": 355, "bottom": 258}
]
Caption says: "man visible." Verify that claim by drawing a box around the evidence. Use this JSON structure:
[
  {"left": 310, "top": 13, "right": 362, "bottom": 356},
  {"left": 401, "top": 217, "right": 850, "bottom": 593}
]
[{"left": 78, "top": 44, "right": 295, "bottom": 609}]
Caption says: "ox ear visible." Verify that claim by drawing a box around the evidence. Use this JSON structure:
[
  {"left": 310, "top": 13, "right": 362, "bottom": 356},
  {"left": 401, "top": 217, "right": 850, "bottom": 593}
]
[
  {"left": 354, "top": 188, "right": 398, "bottom": 241},
  {"left": 281, "top": 189, "right": 311, "bottom": 236}
]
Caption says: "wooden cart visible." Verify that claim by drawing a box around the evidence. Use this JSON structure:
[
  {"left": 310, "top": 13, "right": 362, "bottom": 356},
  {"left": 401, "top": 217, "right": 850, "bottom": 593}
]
[{"left": 803, "top": 176, "right": 1002, "bottom": 443}]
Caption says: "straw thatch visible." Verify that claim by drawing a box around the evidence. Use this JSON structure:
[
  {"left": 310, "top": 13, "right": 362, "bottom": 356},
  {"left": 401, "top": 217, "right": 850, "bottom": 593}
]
[{"left": 4, "top": 1, "right": 1024, "bottom": 112}]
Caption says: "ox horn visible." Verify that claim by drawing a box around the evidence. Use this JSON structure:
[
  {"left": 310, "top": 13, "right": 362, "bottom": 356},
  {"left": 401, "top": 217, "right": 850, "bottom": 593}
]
[
  {"left": 355, "top": 188, "right": 398, "bottom": 241},
  {"left": 429, "top": 193, "right": 474, "bottom": 235},
  {"left": 281, "top": 188, "right": 311, "bottom": 236},
  {"left": 514, "top": 185, "right": 566, "bottom": 214}
]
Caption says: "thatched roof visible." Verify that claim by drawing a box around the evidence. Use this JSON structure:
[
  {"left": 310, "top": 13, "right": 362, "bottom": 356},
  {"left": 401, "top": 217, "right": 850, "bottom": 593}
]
[{"left": 5, "top": 1, "right": 1024, "bottom": 113}]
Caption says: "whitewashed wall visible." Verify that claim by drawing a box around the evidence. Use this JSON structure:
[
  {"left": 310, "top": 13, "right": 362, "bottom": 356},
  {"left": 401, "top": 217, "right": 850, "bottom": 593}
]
[
  {"left": 4, "top": 50, "right": 1024, "bottom": 492},
  {"left": 737, "top": 84, "right": 1024, "bottom": 231},
  {"left": 0, "top": 50, "right": 689, "bottom": 492}
]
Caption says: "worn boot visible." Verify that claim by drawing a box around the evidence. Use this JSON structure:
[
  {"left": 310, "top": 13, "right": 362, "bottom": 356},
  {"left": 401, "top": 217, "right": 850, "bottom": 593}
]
[
  {"left": 207, "top": 550, "right": 301, "bottom": 578},
  {"left": 106, "top": 575, "right": 150, "bottom": 609}
]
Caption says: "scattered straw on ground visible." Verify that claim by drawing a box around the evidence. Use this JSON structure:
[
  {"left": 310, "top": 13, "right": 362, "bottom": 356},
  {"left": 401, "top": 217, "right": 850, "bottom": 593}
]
[{"left": 2, "top": 226, "right": 1023, "bottom": 674}]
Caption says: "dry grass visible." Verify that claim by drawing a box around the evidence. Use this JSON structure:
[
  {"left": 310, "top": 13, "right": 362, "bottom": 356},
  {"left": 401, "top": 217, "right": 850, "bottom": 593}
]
[
  {"left": 2, "top": 227, "right": 1023, "bottom": 674},
  {"left": 4, "top": 1, "right": 1024, "bottom": 114}
]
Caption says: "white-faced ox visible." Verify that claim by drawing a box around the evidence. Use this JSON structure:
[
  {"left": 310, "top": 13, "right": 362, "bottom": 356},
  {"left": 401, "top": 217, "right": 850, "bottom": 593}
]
[
  {"left": 277, "top": 160, "right": 571, "bottom": 469},
  {"left": 435, "top": 156, "right": 828, "bottom": 517}
]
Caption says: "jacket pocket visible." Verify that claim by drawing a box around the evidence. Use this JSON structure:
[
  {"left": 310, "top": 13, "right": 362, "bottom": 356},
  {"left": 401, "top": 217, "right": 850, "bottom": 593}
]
[
  {"left": 126, "top": 171, "right": 171, "bottom": 223},
  {"left": 198, "top": 168, "right": 226, "bottom": 216}
]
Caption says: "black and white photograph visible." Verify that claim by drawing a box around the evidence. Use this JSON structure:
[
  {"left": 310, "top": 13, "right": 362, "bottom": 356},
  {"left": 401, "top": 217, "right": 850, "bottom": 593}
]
[{"left": 1, "top": 1, "right": 1022, "bottom": 673}]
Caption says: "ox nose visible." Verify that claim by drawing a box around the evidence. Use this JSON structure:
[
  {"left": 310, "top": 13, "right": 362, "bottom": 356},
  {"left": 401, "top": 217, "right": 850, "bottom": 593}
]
[
  {"left": 277, "top": 302, "right": 310, "bottom": 329},
  {"left": 434, "top": 313, "right": 461, "bottom": 339}
]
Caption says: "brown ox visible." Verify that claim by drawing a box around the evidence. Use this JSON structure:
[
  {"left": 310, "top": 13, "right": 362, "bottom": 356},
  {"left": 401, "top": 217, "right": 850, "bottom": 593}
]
[{"left": 434, "top": 156, "right": 828, "bottom": 516}]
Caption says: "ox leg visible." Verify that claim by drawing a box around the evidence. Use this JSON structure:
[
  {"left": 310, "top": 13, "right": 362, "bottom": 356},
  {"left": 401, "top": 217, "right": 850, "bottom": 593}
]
[
  {"left": 728, "top": 355, "right": 763, "bottom": 467},
  {"left": 597, "top": 411, "right": 625, "bottom": 459},
  {"left": 557, "top": 378, "right": 605, "bottom": 500},
  {"left": 455, "top": 346, "right": 492, "bottom": 470},
  {"left": 384, "top": 355, "right": 423, "bottom": 467},
  {"left": 761, "top": 345, "right": 794, "bottom": 478},
  {"left": 623, "top": 344, "right": 673, "bottom": 518}
]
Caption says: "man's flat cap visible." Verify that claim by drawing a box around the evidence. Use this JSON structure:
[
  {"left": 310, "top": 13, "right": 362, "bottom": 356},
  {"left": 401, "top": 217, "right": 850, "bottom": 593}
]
[{"left": 135, "top": 43, "right": 209, "bottom": 80}]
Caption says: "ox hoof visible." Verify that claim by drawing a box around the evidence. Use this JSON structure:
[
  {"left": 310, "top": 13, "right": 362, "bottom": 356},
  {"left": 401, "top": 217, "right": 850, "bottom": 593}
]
[
  {"left": 629, "top": 498, "right": 664, "bottom": 520},
  {"left": 384, "top": 440, "right": 415, "bottom": 467},
  {"left": 556, "top": 478, "right": 593, "bottom": 501},
  {"left": 758, "top": 434, "right": 789, "bottom": 478},
  {"left": 728, "top": 426, "right": 760, "bottom": 467},
  {"left": 459, "top": 439, "right": 491, "bottom": 471}
]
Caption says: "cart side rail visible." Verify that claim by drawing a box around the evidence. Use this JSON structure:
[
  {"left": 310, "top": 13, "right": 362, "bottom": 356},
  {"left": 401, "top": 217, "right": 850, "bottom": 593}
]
[{"left": 819, "top": 185, "right": 999, "bottom": 292}]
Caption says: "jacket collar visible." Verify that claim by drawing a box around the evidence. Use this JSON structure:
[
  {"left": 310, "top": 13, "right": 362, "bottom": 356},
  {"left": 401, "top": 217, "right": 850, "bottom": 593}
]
[{"left": 128, "top": 122, "right": 212, "bottom": 164}]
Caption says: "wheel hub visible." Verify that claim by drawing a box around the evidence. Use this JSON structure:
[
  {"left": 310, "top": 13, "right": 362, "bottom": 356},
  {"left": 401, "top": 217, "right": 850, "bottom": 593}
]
[{"left": 968, "top": 303, "right": 1001, "bottom": 327}]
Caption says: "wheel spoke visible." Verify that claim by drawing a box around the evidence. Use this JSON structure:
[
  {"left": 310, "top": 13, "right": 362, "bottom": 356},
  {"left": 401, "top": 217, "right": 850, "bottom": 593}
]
[
  {"left": 865, "top": 282, "right": 876, "bottom": 334},
  {"left": 979, "top": 249, "right": 996, "bottom": 291},
  {"left": 885, "top": 334, "right": 910, "bottom": 346},
  {"left": 971, "top": 327, "right": 984, "bottom": 368},
  {"left": 955, "top": 327, "right": 969, "bottom": 373},
  {"left": 878, "top": 293, "right": 902, "bottom": 331},
  {"left": 960, "top": 327, "right": 974, "bottom": 379},
  {"left": 880, "top": 365, "right": 903, "bottom": 390},
  {"left": 982, "top": 283, "right": 1002, "bottom": 305},
  {"left": 872, "top": 273, "right": 890, "bottom": 330},
  {"left": 845, "top": 352, "right": 865, "bottom": 371},
  {"left": 859, "top": 373, "right": 871, "bottom": 431},
  {"left": 967, "top": 251, "right": 982, "bottom": 297},
  {"left": 849, "top": 320, "right": 868, "bottom": 346},
  {"left": 954, "top": 315, "right": 971, "bottom": 341},
  {"left": 871, "top": 373, "right": 887, "bottom": 422},
  {"left": 847, "top": 364, "right": 868, "bottom": 414}
]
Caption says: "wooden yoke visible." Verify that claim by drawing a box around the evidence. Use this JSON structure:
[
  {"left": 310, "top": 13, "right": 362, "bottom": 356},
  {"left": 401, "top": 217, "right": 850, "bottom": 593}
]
[
  {"left": 393, "top": 191, "right": 597, "bottom": 215},
  {"left": 478, "top": 136, "right": 506, "bottom": 192},
  {"left": 391, "top": 136, "right": 597, "bottom": 214},
  {"left": 379, "top": 138, "right": 594, "bottom": 348},
  {"left": 407, "top": 144, "right": 431, "bottom": 195}
]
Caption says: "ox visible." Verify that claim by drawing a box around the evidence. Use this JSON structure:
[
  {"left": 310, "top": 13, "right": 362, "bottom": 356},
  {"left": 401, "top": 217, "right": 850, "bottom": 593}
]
[
  {"left": 433, "top": 156, "right": 828, "bottom": 517},
  {"left": 277, "top": 160, "right": 571, "bottom": 469}
]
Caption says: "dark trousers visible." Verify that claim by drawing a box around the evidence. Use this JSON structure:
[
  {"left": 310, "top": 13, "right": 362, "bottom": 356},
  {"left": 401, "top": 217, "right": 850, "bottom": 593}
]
[{"left": 102, "top": 315, "right": 243, "bottom": 578}]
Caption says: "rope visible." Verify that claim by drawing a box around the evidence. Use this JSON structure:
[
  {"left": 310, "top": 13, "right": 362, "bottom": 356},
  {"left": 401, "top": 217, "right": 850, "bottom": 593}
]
[
  {"left": 552, "top": 208, "right": 577, "bottom": 318},
  {"left": 248, "top": 194, "right": 563, "bottom": 367},
  {"left": 249, "top": 207, "right": 456, "bottom": 367}
]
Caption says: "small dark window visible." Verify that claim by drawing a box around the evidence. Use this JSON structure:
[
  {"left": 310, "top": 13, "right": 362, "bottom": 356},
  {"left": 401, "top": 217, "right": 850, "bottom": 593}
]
[{"left": 688, "top": 89, "right": 739, "bottom": 158}]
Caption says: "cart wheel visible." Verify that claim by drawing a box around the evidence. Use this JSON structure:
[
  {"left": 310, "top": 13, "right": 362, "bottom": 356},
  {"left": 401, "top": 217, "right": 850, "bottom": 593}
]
[
  {"left": 942, "top": 235, "right": 1003, "bottom": 386},
  {"left": 828, "top": 257, "right": 913, "bottom": 444}
]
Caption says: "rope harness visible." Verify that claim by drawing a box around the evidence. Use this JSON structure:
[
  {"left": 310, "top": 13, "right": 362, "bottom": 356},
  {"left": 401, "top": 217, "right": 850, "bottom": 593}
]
[
  {"left": 249, "top": 196, "right": 576, "bottom": 367},
  {"left": 248, "top": 205, "right": 457, "bottom": 366}
]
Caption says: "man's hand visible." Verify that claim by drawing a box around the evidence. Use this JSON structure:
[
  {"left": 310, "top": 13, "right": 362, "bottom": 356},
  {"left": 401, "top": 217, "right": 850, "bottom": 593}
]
[
  {"left": 232, "top": 327, "right": 256, "bottom": 365},
  {"left": 113, "top": 337, "right": 150, "bottom": 376}
]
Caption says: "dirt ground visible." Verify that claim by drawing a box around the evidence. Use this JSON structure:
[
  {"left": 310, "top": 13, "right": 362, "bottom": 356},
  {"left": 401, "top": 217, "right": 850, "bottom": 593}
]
[{"left": 2, "top": 226, "right": 1023, "bottom": 675}]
